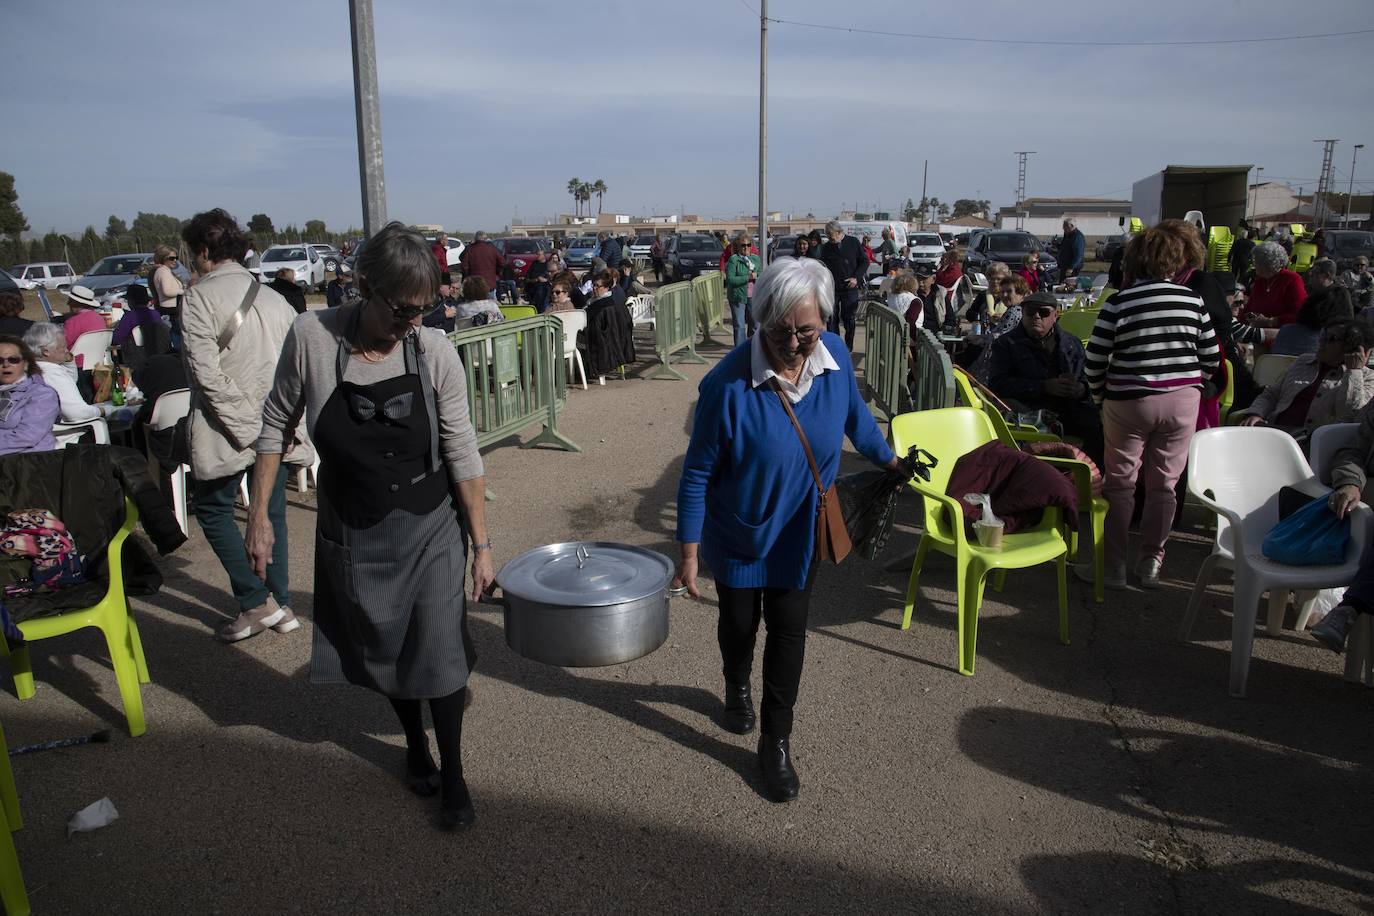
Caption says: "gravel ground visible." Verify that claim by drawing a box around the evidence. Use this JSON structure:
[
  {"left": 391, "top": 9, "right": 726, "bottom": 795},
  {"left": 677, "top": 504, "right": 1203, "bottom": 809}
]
[{"left": 2, "top": 322, "right": 1371, "bottom": 915}]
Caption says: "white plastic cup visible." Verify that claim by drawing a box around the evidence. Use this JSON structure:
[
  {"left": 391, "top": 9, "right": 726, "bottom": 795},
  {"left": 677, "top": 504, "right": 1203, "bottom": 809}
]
[{"left": 974, "top": 520, "right": 1004, "bottom": 549}]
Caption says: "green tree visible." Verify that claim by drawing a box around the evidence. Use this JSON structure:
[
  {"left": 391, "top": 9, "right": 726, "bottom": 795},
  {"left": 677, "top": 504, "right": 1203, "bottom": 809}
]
[
  {"left": 591, "top": 179, "right": 608, "bottom": 215},
  {"left": 952, "top": 198, "right": 991, "bottom": 219},
  {"left": 0, "top": 173, "right": 29, "bottom": 241},
  {"left": 577, "top": 181, "right": 592, "bottom": 216},
  {"left": 902, "top": 198, "right": 918, "bottom": 221},
  {"left": 247, "top": 213, "right": 275, "bottom": 236},
  {"left": 566, "top": 177, "right": 583, "bottom": 217},
  {"left": 42, "top": 232, "right": 67, "bottom": 263},
  {"left": 304, "top": 219, "right": 327, "bottom": 239},
  {"left": 130, "top": 211, "right": 183, "bottom": 239},
  {"left": 78, "top": 226, "right": 106, "bottom": 271},
  {"left": 105, "top": 215, "right": 128, "bottom": 241}
]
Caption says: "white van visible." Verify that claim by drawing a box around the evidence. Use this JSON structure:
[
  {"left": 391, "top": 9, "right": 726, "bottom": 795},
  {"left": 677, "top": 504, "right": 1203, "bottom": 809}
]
[{"left": 836, "top": 221, "right": 908, "bottom": 276}]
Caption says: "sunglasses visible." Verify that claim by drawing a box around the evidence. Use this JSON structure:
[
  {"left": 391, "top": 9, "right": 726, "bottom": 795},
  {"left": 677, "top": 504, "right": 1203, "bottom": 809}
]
[
  {"left": 1028, "top": 306, "right": 1057, "bottom": 318},
  {"left": 0, "top": 355, "right": 25, "bottom": 366},
  {"left": 377, "top": 293, "right": 434, "bottom": 322}
]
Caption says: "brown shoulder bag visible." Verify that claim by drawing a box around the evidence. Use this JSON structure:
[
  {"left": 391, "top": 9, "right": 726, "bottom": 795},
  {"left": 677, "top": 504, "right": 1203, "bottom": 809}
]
[{"left": 771, "top": 381, "right": 852, "bottom": 564}]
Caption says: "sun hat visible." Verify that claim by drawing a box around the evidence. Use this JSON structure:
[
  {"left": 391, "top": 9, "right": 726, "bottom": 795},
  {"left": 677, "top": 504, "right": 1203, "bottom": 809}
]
[{"left": 66, "top": 286, "right": 98, "bottom": 309}]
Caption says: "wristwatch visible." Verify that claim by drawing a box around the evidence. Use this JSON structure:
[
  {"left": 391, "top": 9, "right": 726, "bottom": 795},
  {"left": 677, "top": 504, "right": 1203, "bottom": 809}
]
[{"left": 471, "top": 540, "right": 493, "bottom": 552}]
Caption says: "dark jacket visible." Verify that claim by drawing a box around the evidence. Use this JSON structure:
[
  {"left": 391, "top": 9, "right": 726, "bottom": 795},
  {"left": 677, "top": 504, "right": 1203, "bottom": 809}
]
[
  {"left": 1297, "top": 283, "right": 1354, "bottom": 329},
  {"left": 0, "top": 444, "right": 186, "bottom": 622},
  {"left": 325, "top": 279, "right": 352, "bottom": 308},
  {"left": 422, "top": 297, "right": 459, "bottom": 333},
  {"left": 1184, "top": 269, "right": 1242, "bottom": 394},
  {"left": 584, "top": 294, "right": 636, "bottom": 379},
  {"left": 1230, "top": 236, "right": 1255, "bottom": 277},
  {"left": 459, "top": 240, "right": 505, "bottom": 287},
  {"left": 269, "top": 277, "right": 307, "bottom": 314},
  {"left": 820, "top": 236, "right": 867, "bottom": 293},
  {"left": 598, "top": 238, "right": 622, "bottom": 271},
  {"left": 986, "top": 324, "right": 1089, "bottom": 409},
  {"left": 0, "top": 315, "right": 33, "bottom": 336},
  {"left": 1058, "top": 229, "right": 1085, "bottom": 274},
  {"left": 946, "top": 440, "right": 1079, "bottom": 535}
]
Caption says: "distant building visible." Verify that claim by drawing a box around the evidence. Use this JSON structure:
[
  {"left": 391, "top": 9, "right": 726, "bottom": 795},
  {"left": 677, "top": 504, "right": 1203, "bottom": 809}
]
[{"left": 995, "top": 197, "right": 1132, "bottom": 238}]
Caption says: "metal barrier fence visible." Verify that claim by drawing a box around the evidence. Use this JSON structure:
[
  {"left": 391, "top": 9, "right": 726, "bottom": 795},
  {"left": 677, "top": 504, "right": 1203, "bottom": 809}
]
[
  {"left": 863, "top": 305, "right": 953, "bottom": 419},
  {"left": 691, "top": 271, "right": 728, "bottom": 345},
  {"left": 647, "top": 281, "right": 708, "bottom": 381},
  {"left": 448, "top": 315, "right": 580, "bottom": 452},
  {"left": 909, "top": 326, "right": 955, "bottom": 412}
]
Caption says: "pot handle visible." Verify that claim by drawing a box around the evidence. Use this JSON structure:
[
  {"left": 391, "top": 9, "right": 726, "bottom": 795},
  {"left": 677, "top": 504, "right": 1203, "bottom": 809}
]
[
  {"left": 476, "top": 586, "right": 509, "bottom": 608},
  {"left": 667, "top": 585, "right": 689, "bottom": 598}
]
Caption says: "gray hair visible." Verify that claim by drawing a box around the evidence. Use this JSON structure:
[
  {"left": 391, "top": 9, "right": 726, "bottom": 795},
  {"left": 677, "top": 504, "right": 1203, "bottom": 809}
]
[
  {"left": 824, "top": 219, "right": 842, "bottom": 234},
  {"left": 474, "top": 230, "right": 488, "bottom": 242},
  {"left": 1309, "top": 257, "right": 1338, "bottom": 281},
  {"left": 1253, "top": 240, "right": 1289, "bottom": 273},
  {"left": 1063, "top": 217, "right": 1076, "bottom": 228},
  {"left": 22, "top": 322, "right": 64, "bottom": 357},
  {"left": 355, "top": 221, "right": 440, "bottom": 302},
  {"left": 750, "top": 256, "right": 835, "bottom": 330},
  {"left": 984, "top": 260, "right": 1010, "bottom": 279}
]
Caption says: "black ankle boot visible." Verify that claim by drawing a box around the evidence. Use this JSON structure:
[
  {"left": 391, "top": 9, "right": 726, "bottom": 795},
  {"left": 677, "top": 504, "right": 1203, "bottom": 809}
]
[
  {"left": 757, "top": 733, "right": 799, "bottom": 802},
  {"left": 437, "top": 776, "right": 476, "bottom": 831},
  {"left": 722, "top": 682, "right": 756, "bottom": 734}
]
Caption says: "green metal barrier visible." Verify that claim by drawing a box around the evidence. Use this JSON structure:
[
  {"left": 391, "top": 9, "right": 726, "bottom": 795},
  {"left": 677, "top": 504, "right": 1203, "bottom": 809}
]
[
  {"left": 691, "top": 271, "right": 728, "bottom": 344},
  {"left": 647, "top": 281, "right": 708, "bottom": 381},
  {"left": 864, "top": 305, "right": 910, "bottom": 421},
  {"left": 448, "top": 315, "right": 580, "bottom": 452},
  {"left": 909, "top": 326, "right": 955, "bottom": 412}
]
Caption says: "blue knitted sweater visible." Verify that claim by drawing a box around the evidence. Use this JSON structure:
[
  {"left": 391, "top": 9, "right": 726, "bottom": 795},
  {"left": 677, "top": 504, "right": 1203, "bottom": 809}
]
[{"left": 676, "top": 333, "right": 895, "bottom": 589}]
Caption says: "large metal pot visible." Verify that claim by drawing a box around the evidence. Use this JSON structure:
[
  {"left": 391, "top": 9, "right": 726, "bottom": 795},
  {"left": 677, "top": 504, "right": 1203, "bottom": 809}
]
[{"left": 486, "top": 541, "right": 680, "bottom": 667}]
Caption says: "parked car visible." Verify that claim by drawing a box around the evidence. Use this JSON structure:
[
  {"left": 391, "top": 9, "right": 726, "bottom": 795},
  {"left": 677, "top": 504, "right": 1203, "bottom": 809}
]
[
  {"left": 564, "top": 236, "right": 600, "bottom": 268},
  {"left": 1325, "top": 230, "right": 1374, "bottom": 271},
  {"left": 938, "top": 232, "right": 955, "bottom": 249},
  {"left": 664, "top": 233, "right": 724, "bottom": 281},
  {"left": 78, "top": 252, "right": 155, "bottom": 302},
  {"left": 253, "top": 244, "right": 327, "bottom": 291},
  {"left": 308, "top": 244, "right": 342, "bottom": 273},
  {"left": 0, "top": 267, "right": 34, "bottom": 291},
  {"left": 963, "top": 229, "right": 1059, "bottom": 280},
  {"left": 1094, "top": 234, "right": 1126, "bottom": 262},
  {"left": 494, "top": 237, "right": 545, "bottom": 280},
  {"left": 906, "top": 232, "right": 947, "bottom": 272},
  {"left": 422, "top": 236, "right": 465, "bottom": 270},
  {"left": 9, "top": 262, "right": 79, "bottom": 290},
  {"left": 628, "top": 235, "right": 656, "bottom": 259}
]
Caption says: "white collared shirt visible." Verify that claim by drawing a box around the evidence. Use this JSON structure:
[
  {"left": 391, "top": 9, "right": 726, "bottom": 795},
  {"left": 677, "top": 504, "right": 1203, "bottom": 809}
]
[{"left": 750, "top": 333, "right": 840, "bottom": 404}]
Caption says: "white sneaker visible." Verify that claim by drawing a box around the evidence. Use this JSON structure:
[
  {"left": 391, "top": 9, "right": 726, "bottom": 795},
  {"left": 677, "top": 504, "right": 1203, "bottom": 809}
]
[
  {"left": 219, "top": 596, "right": 285, "bottom": 643},
  {"left": 1075, "top": 563, "right": 1127, "bottom": 590},
  {"left": 272, "top": 605, "right": 301, "bottom": 634},
  {"left": 1135, "top": 558, "right": 1162, "bottom": 590}
]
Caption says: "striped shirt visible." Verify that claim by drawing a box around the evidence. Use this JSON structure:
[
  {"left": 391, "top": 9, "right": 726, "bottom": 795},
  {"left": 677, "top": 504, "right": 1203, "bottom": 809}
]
[{"left": 1084, "top": 280, "right": 1220, "bottom": 401}]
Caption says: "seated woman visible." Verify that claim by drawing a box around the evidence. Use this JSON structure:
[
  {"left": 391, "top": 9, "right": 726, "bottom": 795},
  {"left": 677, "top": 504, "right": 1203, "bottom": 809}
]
[
  {"left": 0, "top": 291, "right": 32, "bottom": 337},
  {"left": 1273, "top": 258, "right": 1355, "bottom": 356},
  {"left": 1234, "top": 318, "right": 1374, "bottom": 440},
  {"left": 985, "top": 291, "right": 1104, "bottom": 464},
  {"left": 23, "top": 322, "right": 132, "bottom": 427},
  {"left": 1241, "top": 240, "right": 1306, "bottom": 333},
  {"left": 1315, "top": 395, "right": 1374, "bottom": 651},
  {"left": 965, "top": 261, "right": 1011, "bottom": 325},
  {"left": 1017, "top": 253, "right": 1044, "bottom": 293},
  {"left": 112, "top": 284, "right": 172, "bottom": 371},
  {"left": 453, "top": 277, "right": 505, "bottom": 325},
  {"left": 583, "top": 269, "right": 635, "bottom": 379},
  {"left": 886, "top": 272, "right": 919, "bottom": 322},
  {"left": 0, "top": 334, "right": 59, "bottom": 454},
  {"left": 545, "top": 275, "right": 576, "bottom": 313},
  {"left": 970, "top": 275, "right": 1031, "bottom": 381}
]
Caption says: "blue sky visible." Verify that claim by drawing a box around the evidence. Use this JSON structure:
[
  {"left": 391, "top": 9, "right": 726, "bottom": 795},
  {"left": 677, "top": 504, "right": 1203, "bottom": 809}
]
[{"left": 5, "top": 0, "right": 1372, "bottom": 235}]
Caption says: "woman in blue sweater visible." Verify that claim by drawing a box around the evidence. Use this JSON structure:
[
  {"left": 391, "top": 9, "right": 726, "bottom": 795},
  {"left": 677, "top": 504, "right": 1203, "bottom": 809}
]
[{"left": 674, "top": 256, "right": 897, "bottom": 803}]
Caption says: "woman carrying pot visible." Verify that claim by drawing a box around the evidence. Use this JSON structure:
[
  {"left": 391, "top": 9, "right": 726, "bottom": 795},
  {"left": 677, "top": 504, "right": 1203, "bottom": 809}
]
[
  {"left": 674, "top": 256, "right": 898, "bottom": 803},
  {"left": 247, "top": 222, "right": 493, "bottom": 831}
]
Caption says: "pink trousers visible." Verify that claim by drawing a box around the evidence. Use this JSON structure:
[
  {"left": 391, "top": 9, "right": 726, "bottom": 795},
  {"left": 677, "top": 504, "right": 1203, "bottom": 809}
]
[{"left": 1101, "top": 387, "right": 1201, "bottom": 568}]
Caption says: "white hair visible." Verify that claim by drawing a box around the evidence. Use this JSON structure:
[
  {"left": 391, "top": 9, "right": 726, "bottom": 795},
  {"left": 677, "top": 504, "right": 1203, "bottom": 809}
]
[
  {"left": 22, "top": 322, "right": 64, "bottom": 356},
  {"left": 750, "top": 257, "right": 835, "bottom": 330},
  {"left": 1253, "top": 240, "right": 1289, "bottom": 273}
]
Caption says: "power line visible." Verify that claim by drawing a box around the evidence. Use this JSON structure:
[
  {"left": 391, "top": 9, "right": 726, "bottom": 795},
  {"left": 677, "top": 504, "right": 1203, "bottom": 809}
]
[{"left": 764, "top": 16, "right": 1374, "bottom": 47}]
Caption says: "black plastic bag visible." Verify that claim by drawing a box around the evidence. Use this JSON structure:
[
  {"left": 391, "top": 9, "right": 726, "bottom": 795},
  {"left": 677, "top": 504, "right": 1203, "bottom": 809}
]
[{"left": 835, "top": 446, "right": 937, "bottom": 560}]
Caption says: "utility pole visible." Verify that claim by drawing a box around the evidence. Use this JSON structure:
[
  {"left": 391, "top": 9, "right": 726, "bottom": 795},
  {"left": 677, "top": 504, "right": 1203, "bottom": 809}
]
[
  {"left": 919, "top": 160, "right": 928, "bottom": 230},
  {"left": 1014, "top": 151, "right": 1036, "bottom": 230},
  {"left": 1314, "top": 138, "right": 1339, "bottom": 229},
  {"left": 1347, "top": 144, "right": 1365, "bottom": 225},
  {"left": 1249, "top": 166, "right": 1263, "bottom": 221},
  {"left": 757, "top": 0, "right": 768, "bottom": 264},
  {"left": 350, "top": 0, "right": 387, "bottom": 238}
]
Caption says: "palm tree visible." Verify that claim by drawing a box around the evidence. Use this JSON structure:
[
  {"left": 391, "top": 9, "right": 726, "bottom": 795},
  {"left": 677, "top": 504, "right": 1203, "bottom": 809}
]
[
  {"left": 577, "top": 181, "right": 593, "bottom": 217},
  {"left": 591, "top": 179, "right": 608, "bottom": 215},
  {"left": 567, "top": 177, "right": 583, "bottom": 217}
]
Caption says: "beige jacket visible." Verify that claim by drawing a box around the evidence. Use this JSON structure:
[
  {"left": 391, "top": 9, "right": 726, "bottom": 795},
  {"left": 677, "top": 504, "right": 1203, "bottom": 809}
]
[
  {"left": 1233, "top": 353, "right": 1374, "bottom": 436},
  {"left": 182, "top": 261, "right": 296, "bottom": 480}
]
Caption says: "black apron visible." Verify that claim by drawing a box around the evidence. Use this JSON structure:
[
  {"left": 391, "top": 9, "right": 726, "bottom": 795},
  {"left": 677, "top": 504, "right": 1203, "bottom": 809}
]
[{"left": 309, "top": 318, "right": 475, "bottom": 698}]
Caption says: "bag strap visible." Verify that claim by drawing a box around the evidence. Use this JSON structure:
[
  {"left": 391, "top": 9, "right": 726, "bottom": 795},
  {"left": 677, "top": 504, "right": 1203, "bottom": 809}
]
[
  {"left": 771, "top": 379, "right": 825, "bottom": 497},
  {"left": 217, "top": 280, "right": 260, "bottom": 352}
]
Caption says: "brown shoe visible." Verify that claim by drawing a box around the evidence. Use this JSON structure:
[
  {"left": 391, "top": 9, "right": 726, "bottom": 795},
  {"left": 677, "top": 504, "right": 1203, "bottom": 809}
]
[{"left": 219, "top": 597, "right": 285, "bottom": 643}]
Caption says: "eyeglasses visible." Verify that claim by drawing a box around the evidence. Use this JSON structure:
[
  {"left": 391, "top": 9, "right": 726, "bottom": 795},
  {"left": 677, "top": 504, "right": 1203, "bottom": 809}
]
[
  {"left": 0, "top": 355, "right": 25, "bottom": 366},
  {"left": 766, "top": 324, "right": 820, "bottom": 344},
  {"left": 1028, "top": 306, "right": 1057, "bottom": 318},
  {"left": 377, "top": 293, "right": 434, "bottom": 321}
]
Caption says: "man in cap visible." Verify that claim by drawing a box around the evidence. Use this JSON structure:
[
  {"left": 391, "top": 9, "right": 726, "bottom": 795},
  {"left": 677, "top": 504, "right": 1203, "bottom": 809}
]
[
  {"left": 325, "top": 264, "right": 354, "bottom": 308},
  {"left": 986, "top": 290, "right": 1103, "bottom": 463}
]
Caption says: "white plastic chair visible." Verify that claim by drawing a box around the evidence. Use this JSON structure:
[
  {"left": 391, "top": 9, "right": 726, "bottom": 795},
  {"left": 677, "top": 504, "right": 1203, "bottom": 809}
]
[
  {"left": 1253, "top": 353, "right": 1298, "bottom": 389},
  {"left": 626, "top": 294, "right": 657, "bottom": 328},
  {"left": 145, "top": 388, "right": 192, "bottom": 535},
  {"left": 69, "top": 330, "right": 112, "bottom": 370},
  {"left": 1179, "top": 426, "right": 1372, "bottom": 697},
  {"left": 552, "top": 310, "right": 588, "bottom": 391},
  {"left": 52, "top": 417, "right": 110, "bottom": 449}
]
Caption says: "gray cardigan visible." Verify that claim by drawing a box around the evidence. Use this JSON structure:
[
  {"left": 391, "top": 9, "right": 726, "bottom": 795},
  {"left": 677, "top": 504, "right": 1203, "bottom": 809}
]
[{"left": 257, "top": 301, "right": 484, "bottom": 484}]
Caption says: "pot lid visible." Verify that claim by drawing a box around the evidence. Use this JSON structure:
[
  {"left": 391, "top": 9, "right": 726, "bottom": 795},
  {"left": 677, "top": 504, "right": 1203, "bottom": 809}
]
[{"left": 496, "top": 541, "right": 674, "bottom": 607}]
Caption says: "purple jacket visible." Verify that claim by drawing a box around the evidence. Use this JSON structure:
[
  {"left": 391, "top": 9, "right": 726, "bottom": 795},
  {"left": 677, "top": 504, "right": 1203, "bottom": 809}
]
[{"left": 0, "top": 375, "right": 59, "bottom": 455}]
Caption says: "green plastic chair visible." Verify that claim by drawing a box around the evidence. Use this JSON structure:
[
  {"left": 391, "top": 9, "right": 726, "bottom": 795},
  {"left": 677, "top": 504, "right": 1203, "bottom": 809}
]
[
  {"left": 952, "top": 366, "right": 982, "bottom": 408},
  {"left": 1057, "top": 309, "right": 1099, "bottom": 344},
  {"left": 1217, "top": 359, "right": 1236, "bottom": 425},
  {"left": 0, "top": 721, "right": 28, "bottom": 915},
  {"left": 1090, "top": 287, "right": 1117, "bottom": 310},
  {"left": 7, "top": 498, "right": 149, "bottom": 737},
  {"left": 980, "top": 401, "right": 1106, "bottom": 603},
  {"left": 499, "top": 305, "right": 538, "bottom": 321},
  {"left": 890, "top": 408, "right": 1070, "bottom": 676}
]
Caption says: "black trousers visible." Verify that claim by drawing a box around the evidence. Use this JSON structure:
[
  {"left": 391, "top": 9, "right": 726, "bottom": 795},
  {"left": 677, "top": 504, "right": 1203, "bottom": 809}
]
[{"left": 715, "top": 567, "right": 817, "bottom": 738}]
